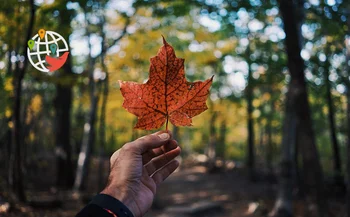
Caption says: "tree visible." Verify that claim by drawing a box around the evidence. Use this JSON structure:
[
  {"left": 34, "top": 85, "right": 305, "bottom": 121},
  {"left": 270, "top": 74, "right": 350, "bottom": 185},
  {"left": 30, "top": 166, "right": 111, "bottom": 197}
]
[
  {"left": 97, "top": 13, "right": 109, "bottom": 191},
  {"left": 272, "top": 0, "right": 328, "bottom": 216},
  {"left": 74, "top": 2, "right": 130, "bottom": 191},
  {"left": 73, "top": 8, "right": 100, "bottom": 190},
  {"left": 270, "top": 84, "right": 297, "bottom": 217},
  {"left": 245, "top": 43, "right": 256, "bottom": 180},
  {"left": 323, "top": 51, "right": 342, "bottom": 182},
  {"left": 207, "top": 109, "right": 217, "bottom": 171},
  {"left": 305, "top": 2, "right": 346, "bottom": 184},
  {"left": 54, "top": 1, "right": 76, "bottom": 188},
  {"left": 346, "top": 9, "right": 350, "bottom": 217},
  {"left": 55, "top": 56, "right": 75, "bottom": 188},
  {"left": 8, "top": 0, "right": 36, "bottom": 202},
  {"left": 265, "top": 64, "right": 275, "bottom": 177}
]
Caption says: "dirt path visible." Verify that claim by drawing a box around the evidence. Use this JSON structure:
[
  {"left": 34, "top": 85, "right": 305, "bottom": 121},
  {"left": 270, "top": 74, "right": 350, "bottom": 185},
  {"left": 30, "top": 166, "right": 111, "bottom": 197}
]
[
  {"left": 2, "top": 165, "right": 279, "bottom": 217},
  {"left": 145, "top": 165, "right": 277, "bottom": 217},
  {"left": 11, "top": 163, "right": 348, "bottom": 217}
]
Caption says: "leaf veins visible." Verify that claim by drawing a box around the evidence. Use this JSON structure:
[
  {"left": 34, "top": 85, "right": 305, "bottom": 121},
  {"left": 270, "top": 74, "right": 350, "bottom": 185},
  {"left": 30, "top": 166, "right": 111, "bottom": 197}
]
[{"left": 119, "top": 36, "right": 213, "bottom": 130}]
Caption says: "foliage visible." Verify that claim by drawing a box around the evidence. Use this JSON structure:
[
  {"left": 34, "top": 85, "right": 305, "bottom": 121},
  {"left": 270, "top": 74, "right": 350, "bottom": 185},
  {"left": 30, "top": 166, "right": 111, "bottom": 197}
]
[{"left": 0, "top": 0, "right": 349, "bottom": 177}]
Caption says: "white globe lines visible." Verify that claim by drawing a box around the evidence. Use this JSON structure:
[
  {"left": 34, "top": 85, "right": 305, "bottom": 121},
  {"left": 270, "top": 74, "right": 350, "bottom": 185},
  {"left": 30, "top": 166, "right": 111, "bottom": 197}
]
[{"left": 27, "top": 29, "right": 69, "bottom": 73}]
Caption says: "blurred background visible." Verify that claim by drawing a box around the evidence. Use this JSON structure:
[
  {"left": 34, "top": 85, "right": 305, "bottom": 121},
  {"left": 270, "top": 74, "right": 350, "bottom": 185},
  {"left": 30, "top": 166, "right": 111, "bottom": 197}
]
[{"left": 0, "top": 0, "right": 350, "bottom": 216}]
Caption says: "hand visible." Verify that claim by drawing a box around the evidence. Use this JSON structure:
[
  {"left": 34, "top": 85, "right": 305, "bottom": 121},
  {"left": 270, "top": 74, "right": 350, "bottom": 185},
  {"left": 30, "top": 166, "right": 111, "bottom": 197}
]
[{"left": 101, "top": 131, "right": 181, "bottom": 217}]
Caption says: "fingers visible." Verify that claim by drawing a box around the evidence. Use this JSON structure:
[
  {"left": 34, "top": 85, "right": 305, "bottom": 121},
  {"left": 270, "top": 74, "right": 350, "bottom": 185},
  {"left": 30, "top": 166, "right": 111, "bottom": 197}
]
[
  {"left": 109, "top": 131, "right": 173, "bottom": 166},
  {"left": 145, "top": 145, "right": 181, "bottom": 175},
  {"left": 128, "top": 131, "right": 172, "bottom": 154},
  {"left": 142, "top": 139, "right": 178, "bottom": 165},
  {"left": 141, "top": 167, "right": 157, "bottom": 194},
  {"left": 151, "top": 160, "right": 179, "bottom": 186},
  {"left": 152, "top": 130, "right": 173, "bottom": 139}
]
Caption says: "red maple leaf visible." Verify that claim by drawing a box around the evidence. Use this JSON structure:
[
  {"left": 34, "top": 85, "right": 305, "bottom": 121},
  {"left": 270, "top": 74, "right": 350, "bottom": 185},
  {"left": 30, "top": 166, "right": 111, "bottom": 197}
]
[{"left": 119, "top": 36, "right": 213, "bottom": 130}]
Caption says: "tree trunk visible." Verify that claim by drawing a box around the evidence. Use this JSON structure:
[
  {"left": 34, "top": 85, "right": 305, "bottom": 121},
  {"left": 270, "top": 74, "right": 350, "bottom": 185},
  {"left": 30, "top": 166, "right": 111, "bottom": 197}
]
[
  {"left": 270, "top": 88, "right": 297, "bottom": 217},
  {"left": 54, "top": 1, "right": 75, "bottom": 189},
  {"left": 278, "top": 0, "right": 328, "bottom": 216},
  {"left": 73, "top": 17, "right": 99, "bottom": 190},
  {"left": 345, "top": 16, "right": 350, "bottom": 217},
  {"left": 217, "top": 119, "right": 226, "bottom": 159},
  {"left": 246, "top": 54, "right": 255, "bottom": 180},
  {"left": 74, "top": 85, "right": 85, "bottom": 155},
  {"left": 97, "top": 76, "right": 108, "bottom": 192},
  {"left": 55, "top": 56, "right": 74, "bottom": 188},
  {"left": 266, "top": 100, "right": 274, "bottom": 176},
  {"left": 266, "top": 67, "right": 275, "bottom": 178},
  {"left": 324, "top": 59, "right": 342, "bottom": 181},
  {"left": 347, "top": 87, "right": 350, "bottom": 217},
  {"left": 347, "top": 77, "right": 350, "bottom": 217},
  {"left": 98, "top": 26, "right": 109, "bottom": 192},
  {"left": 73, "top": 59, "right": 99, "bottom": 191},
  {"left": 259, "top": 124, "right": 264, "bottom": 159},
  {"left": 207, "top": 111, "right": 217, "bottom": 171},
  {"left": 294, "top": 128, "right": 305, "bottom": 198},
  {"left": 8, "top": 0, "right": 35, "bottom": 202},
  {"left": 74, "top": 4, "right": 130, "bottom": 192}
]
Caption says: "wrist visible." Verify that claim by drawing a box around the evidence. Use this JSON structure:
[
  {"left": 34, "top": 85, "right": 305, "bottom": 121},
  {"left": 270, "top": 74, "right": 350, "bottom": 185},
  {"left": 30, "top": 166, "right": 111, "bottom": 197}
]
[
  {"left": 91, "top": 194, "right": 135, "bottom": 217},
  {"left": 101, "top": 185, "right": 136, "bottom": 216}
]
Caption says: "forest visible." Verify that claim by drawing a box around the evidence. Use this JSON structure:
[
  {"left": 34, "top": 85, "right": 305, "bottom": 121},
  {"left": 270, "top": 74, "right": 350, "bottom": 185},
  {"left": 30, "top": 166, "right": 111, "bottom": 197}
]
[{"left": 1, "top": 0, "right": 350, "bottom": 216}]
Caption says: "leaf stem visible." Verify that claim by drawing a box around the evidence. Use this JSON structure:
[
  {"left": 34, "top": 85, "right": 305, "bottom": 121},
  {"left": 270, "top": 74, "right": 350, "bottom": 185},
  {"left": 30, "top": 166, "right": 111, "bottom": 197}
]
[{"left": 166, "top": 116, "right": 169, "bottom": 131}]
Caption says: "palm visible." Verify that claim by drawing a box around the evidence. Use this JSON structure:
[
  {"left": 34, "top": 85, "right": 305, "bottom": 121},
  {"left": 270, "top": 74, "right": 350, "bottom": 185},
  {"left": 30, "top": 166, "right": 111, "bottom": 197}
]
[
  {"left": 132, "top": 170, "right": 158, "bottom": 215},
  {"left": 121, "top": 158, "right": 157, "bottom": 216},
  {"left": 105, "top": 133, "right": 181, "bottom": 217}
]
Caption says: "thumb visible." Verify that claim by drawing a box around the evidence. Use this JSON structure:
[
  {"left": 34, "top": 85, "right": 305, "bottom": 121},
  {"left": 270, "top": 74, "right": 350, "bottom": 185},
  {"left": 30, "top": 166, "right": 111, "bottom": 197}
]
[{"left": 132, "top": 132, "right": 171, "bottom": 154}]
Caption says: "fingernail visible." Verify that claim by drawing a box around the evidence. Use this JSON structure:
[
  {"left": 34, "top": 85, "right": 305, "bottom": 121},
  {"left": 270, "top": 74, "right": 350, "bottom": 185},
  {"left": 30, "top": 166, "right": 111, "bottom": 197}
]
[{"left": 158, "top": 133, "right": 170, "bottom": 140}]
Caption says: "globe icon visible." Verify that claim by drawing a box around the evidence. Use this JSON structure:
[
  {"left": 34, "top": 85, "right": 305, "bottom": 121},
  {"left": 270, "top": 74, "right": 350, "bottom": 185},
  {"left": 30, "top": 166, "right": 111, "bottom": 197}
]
[{"left": 27, "top": 30, "right": 69, "bottom": 73}]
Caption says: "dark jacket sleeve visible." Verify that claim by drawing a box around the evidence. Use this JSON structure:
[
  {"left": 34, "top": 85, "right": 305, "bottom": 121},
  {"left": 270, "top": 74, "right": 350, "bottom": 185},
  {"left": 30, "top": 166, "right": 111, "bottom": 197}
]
[
  {"left": 76, "top": 194, "right": 134, "bottom": 217},
  {"left": 76, "top": 203, "right": 115, "bottom": 217}
]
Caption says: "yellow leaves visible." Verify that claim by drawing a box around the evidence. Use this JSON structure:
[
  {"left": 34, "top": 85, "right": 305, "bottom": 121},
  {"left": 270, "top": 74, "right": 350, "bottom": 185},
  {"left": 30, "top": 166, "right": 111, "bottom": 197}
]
[
  {"left": 262, "top": 93, "right": 271, "bottom": 101},
  {"left": 5, "top": 109, "right": 11, "bottom": 118},
  {"left": 0, "top": 1, "right": 33, "bottom": 51},
  {"left": 272, "top": 120, "right": 279, "bottom": 128},
  {"left": 177, "top": 32, "right": 194, "bottom": 41},
  {"left": 137, "top": 7, "right": 154, "bottom": 17},
  {"left": 30, "top": 95, "right": 42, "bottom": 112},
  {"left": 26, "top": 95, "right": 42, "bottom": 125},
  {"left": 29, "top": 131, "right": 35, "bottom": 142},
  {"left": 252, "top": 110, "right": 261, "bottom": 118},
  {"left": 326, "top": 36, "right": 333, "bottom": 43},
  {"left": 103, "top": 89, "right": 135, "bottom": 144},
  {"left": 226, "top": 144, "right": 244, "bottom": 159},
  {"left": 322, "top": 105, "right": 328, "bottom": 115},
  {"left": 4, "top": 78, "right": 13, "bottom": 92},
  {"left": 252, "top": 99, "right": 260, "bottom": 107},
  {"left": 216, "top": 38, "right": 238, "bottom": 55}
]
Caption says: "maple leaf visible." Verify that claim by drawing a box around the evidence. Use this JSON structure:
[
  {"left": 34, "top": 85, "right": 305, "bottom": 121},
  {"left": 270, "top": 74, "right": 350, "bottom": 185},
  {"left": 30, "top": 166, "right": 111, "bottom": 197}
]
[{"left": 119, "top": 36, "right": 213, "bottom": 130}]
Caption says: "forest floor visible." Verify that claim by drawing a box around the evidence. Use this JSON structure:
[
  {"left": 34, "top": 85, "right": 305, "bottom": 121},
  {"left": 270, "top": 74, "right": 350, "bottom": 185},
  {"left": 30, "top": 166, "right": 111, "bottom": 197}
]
[{"left": 0, "top": 156, "right": 347, "bottom": 217}]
